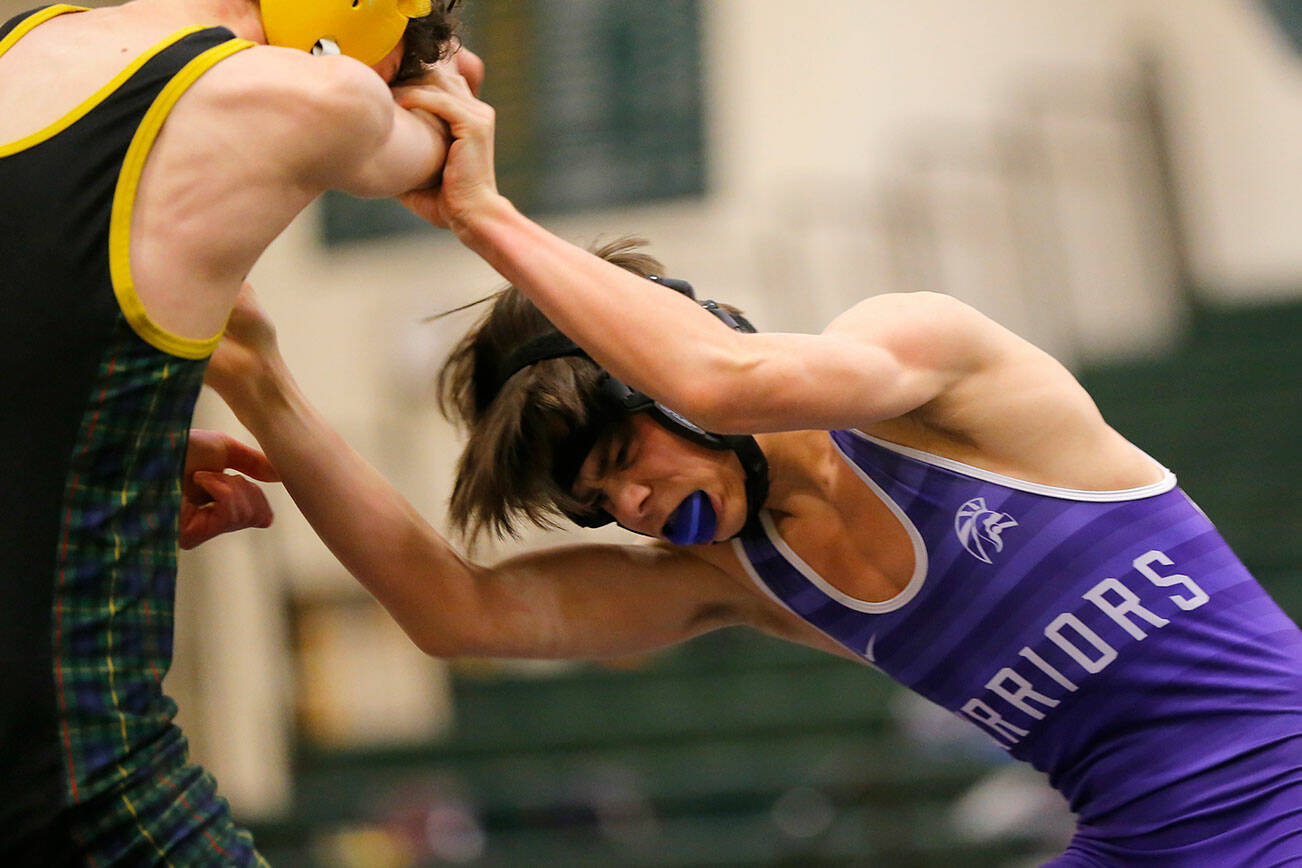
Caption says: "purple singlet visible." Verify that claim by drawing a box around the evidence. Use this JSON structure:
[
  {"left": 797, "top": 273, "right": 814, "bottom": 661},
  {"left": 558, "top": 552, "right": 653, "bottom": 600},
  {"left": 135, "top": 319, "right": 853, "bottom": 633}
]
[{"left": 733, "top": 430, "right": 1302, "bottom": 865}]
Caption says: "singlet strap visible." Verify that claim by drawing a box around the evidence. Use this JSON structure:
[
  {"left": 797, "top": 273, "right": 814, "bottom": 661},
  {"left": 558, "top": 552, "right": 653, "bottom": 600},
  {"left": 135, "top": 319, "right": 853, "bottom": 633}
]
[
  {"left": 110, "top": 36, "right": 254, "bottom": 359},
  {"left": 0, "top": 5, "right": 87, "bottom": 49},
  {"left": 0, "top": 21, "right": 215, "bottom": 159}
]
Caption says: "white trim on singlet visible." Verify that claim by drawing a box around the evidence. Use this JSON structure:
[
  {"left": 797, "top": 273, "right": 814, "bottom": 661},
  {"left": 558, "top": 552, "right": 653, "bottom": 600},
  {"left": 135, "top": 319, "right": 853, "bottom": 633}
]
[
  {"left": 845, "top": 430, "right": 1177, "bottom": 502},
  {"left": 732, "top": 429, "right": 1175, "bottom": 617},
  {"left": 731, "top": 538, "right": 805, "bottom": 615},
  {"left": 735, "top": 433, "right": 933, "bottom": 614},
  {"left": 729, "top": 540, "right": 881, "bottom": 668}
]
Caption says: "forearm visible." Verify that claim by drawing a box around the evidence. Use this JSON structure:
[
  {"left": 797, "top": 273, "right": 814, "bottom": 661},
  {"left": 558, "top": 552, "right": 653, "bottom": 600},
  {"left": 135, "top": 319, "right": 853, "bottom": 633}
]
[
  {"left": 229, "top": 362, "right": 481, "bottom": 653},
  {"left": 452, "top": 198, "right": 752, "bottom": 421},
  {"left": 457, "top": 202, "right": 980, "bottom": 432}
]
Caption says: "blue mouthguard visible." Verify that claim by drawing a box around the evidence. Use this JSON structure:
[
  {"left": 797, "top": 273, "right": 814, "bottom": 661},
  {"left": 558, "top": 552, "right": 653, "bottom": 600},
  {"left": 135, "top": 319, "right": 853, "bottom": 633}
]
[{"left": 662, "top": 490, "right": 717, "bottom": 546}]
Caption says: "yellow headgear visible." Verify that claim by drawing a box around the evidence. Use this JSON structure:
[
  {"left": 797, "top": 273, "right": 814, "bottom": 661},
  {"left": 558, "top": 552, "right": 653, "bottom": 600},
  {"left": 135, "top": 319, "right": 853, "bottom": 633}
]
[{"left": 261, "top": 0, "right": 434, "bottom": 67}]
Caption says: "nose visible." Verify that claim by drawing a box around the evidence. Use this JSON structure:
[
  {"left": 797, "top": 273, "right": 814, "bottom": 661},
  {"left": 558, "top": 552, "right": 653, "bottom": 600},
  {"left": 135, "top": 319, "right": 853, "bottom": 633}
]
[{"left": 606, "top": 479, "right": 652, "bottom": 528}]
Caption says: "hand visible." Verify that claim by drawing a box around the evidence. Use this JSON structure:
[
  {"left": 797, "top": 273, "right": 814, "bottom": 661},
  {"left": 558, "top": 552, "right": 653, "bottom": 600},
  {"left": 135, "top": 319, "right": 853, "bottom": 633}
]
[
  {"left": 206, "top": 283, "right": 281, "bottom": 411},
  {"left": 180, "top": 430, "right": 281, "bottom": 550},
  {"left": 449, "top": 46, "right": 486, "bottom": 97},
  {"left": 392, "top": 62, "right": 502, "bottom": 232},
  {"left": 386, "top": 48, "right": 485, "bottom": 192},
  {"left": 395, "top": 46, "right": 485, "bottom": 96}
]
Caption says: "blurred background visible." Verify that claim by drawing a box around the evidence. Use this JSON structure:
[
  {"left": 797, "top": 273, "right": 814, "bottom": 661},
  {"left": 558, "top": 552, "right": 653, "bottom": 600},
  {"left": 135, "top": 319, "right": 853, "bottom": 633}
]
[{"left": 9, "top": 0, "right": 1300, "bottom": 864}]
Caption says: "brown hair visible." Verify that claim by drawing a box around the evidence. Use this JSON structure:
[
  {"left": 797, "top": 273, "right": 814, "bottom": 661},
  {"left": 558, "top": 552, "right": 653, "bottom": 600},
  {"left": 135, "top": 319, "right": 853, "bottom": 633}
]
[
  {"left": 397, "top": 0, "right": 463, "bottom": 81},
  {"left": 436, "top": 237, "right": 665, "bottom": 542}
]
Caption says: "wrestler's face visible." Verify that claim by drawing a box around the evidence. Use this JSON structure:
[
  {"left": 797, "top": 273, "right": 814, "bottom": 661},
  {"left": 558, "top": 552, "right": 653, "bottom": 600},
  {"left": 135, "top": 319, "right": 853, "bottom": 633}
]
[{"left": 572, "top": 414, "right": 749, "bottom": 543}]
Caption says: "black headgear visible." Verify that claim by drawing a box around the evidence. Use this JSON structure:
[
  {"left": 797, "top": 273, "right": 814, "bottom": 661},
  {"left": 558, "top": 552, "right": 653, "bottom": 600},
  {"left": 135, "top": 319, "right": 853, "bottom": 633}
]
[{"left": 479, "top": 276, "right": 770, "bottom": 538}]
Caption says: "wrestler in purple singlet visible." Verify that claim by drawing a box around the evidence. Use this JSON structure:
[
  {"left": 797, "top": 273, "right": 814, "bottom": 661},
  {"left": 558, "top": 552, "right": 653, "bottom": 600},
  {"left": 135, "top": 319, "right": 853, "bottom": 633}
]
[{"left": 734, "top": 429, "right": 1302, "bottom": 866}]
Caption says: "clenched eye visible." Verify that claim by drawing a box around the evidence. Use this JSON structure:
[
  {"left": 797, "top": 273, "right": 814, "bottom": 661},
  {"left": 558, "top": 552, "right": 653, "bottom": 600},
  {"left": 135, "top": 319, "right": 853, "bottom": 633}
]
[{"left": 614, "top": 436, "right": 632, "bottom": 470}]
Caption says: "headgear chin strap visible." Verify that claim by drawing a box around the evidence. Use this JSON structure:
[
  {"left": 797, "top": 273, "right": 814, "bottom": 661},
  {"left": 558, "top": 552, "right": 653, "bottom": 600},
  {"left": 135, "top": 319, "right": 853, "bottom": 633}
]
[
  {"left": 261, "top": 0, "right": 433, "bottom": 67},
  {"left": 483, "top": 277, "right": 770, "bottom": 541}
]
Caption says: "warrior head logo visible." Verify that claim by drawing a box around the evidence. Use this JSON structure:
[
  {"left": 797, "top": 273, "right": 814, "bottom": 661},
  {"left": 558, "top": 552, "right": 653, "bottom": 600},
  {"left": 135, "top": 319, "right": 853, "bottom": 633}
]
[{"left": 954, "top": 497, "right": 1018, "bottom": 564}]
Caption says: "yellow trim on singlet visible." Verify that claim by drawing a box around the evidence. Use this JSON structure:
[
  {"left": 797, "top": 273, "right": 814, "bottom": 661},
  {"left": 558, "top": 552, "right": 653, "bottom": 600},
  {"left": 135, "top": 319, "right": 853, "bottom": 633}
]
[
  {"left": 0, "top": 13, "right": 212, "bottom": 158},
  {"left": 0, "top": 4, "right": 85, "bottom": 60},
  {"left": 109, "top": 38, "right": 254, "bottom": 359}
]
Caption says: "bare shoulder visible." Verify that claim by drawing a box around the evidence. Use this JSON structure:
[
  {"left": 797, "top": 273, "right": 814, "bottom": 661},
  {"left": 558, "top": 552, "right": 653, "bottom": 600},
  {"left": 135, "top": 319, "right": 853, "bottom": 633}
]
[
  {"left": 819, "top": 292, "right": 1034, "bottom": 393},
  {"left": 824, "top": 292, "right": 1003, "bottom": 351},
  {"left": 180, "top": 47, "right": 393, "bottom": 176},
  {"left": 197, "top": 46, "right": 390, "bottom": 110},
  {"left": 842, "top": 297, "right": 1157, "bottom": 489}
]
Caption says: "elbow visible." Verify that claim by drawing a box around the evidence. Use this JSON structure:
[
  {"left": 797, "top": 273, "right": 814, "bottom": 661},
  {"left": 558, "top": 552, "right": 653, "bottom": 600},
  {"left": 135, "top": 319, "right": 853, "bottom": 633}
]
[
  {"left": 407, "top": 609, "right": 485, "bottom": 660},
  {"left": 387, "top": 545, "right": 490, "bottom": 660},
  {"left": 411, "top": 566, "right": 519, "bottom": 661},
  {"left": 411, "top": 629, "right": 467, "bottom": 660}
]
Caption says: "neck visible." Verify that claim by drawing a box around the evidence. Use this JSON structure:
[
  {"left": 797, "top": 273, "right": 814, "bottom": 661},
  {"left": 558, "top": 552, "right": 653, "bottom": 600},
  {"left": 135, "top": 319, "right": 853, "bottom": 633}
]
[
  {"left": 754, "top": 429, "right": 841, "bottom": 518},
  {"left": 126, "top": 0, "right": 266, "bottom": 43}
]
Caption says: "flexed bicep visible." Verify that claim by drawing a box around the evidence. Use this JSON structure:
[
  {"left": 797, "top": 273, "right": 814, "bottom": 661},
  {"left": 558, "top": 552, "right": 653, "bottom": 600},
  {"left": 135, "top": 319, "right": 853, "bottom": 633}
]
[{"left": 675, "top": 292, "right": 1000, "bottom": 435}]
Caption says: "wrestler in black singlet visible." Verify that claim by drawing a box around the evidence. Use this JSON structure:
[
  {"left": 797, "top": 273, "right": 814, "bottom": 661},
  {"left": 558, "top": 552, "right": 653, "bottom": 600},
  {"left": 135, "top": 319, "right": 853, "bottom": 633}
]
[{"left": 0, "top": 6, "right": 266, "bottom": 865}]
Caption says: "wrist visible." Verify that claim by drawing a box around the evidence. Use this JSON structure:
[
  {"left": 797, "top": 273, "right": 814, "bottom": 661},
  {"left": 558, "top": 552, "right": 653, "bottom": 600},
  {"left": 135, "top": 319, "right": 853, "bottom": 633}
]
[
  {"left": 449, "top": 192, "right": 518, "bottom": 246},
  {"left": 222, "top": 354, "right": 293, "bottom": 434}
]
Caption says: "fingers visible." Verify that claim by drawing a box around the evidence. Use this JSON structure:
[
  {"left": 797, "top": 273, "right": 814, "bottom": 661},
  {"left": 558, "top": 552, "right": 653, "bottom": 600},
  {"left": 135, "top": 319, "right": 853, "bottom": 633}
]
[
  {"left": 185, "top": 430, "right": 278, "bottom": 481},
  {"left": 391, "top": 85, "right": 458, "bottom": 116},
  {"left": 393, "top": 65, "right": 482, "bottom": 114},
  {"left": 185, "top": 428, "right": 227, "bottom": 467},
  {"left": 397, "top": 188, "right": 448, "bottom": 227},
  {"left": 183, "top": 429, "right": 227, "bottom": 501},
  {"left": 179, "top": 433, "right": 278, "bottom": 549},
  {"left": 453, "top": 47, "right": 485, "bottom": 96},
  {"left": 195, "top": 471, "right": 275, "bottom": 529},
  {"left": 391, "top": 62, "right": 500, "bottom": 233},
  {"left": 407, "top": 106, "right": 452, "bottom": 152},
  {"left": 221, "top": 438, "right": 281, "bottom": 483},
  {"left": 400, "top": 52, "right": 479, "bottom": 94},
  {"left": 179, "top": 471, "right": 275, "bottom": 550},
  {"left": 395, "top": 91, "right": 495, "bottom": 160},
  {"left": 179, "top": 498, "right": 230, "bottom": 550}
]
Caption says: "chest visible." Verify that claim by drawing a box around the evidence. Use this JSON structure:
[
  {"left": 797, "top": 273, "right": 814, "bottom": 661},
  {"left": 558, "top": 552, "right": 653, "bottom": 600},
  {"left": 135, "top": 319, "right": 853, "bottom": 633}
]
[{"left": 769, "top": 463, "right": 921, "bottom": 606}]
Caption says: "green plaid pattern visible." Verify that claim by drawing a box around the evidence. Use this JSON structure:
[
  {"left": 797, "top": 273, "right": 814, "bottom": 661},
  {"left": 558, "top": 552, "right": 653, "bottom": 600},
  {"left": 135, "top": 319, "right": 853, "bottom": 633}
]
[{"left": 52, "top": 317, "right": 268, "bottom": 866}]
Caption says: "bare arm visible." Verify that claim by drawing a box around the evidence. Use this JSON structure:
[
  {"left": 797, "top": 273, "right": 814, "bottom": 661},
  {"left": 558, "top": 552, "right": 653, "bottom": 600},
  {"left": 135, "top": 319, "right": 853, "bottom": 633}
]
[
  {"left": 391, "top": 70, "right": 1153, "bottom": 491},
  {"left": 391, "top": 70, "right": 1003, "bottom": 435},
  {"left": 207, "top": 288, "right": 761, "bottom": 660},
  {"left": 207, "top": 48, "right": 455, "bottom": 199},
  {"left": 449, "top": 206, "right": 1001, "bottom": 434},
  {"left": 313, "top": 47, "right": 485, "bottom": 198},
  {"left": 288, "top": 53, "right": 451, "bottom": 198}
]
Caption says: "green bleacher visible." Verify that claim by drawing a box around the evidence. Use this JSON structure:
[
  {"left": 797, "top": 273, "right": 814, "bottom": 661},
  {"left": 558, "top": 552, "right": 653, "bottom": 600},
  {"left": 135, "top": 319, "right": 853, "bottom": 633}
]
[
  {"left": 249, "top": 300, "right": 1301, "bottom": 867},
  {"left": 1080, "top": 301, "right": 1302, "bottom": 587}
]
